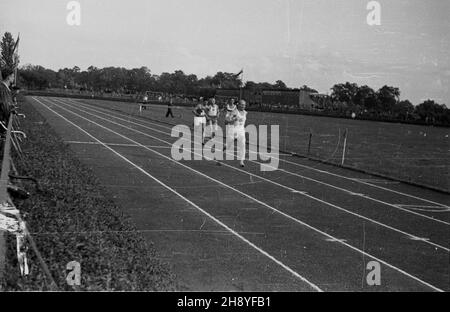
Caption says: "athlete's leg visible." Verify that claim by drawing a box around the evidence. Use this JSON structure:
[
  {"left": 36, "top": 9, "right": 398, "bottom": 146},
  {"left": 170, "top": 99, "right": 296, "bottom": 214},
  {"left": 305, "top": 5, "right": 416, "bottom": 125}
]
[
  {"left": 236, "top": 128, "right": 246, "bottom": 166},
  {"left": 205, "top": 119, "right": 212, "bottom": 139}
]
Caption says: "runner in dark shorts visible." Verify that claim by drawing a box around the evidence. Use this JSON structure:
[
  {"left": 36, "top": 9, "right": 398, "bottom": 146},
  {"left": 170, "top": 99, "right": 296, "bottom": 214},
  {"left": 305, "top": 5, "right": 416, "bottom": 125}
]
[{"left": 193, "top": 101, "right": 207, "bottom": 144}]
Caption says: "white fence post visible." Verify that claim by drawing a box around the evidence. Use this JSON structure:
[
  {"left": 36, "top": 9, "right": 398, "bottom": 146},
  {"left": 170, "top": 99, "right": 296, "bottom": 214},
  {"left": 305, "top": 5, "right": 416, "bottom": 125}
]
[{"left": 341, "top": 128, "right": 348, "bottom": 166}]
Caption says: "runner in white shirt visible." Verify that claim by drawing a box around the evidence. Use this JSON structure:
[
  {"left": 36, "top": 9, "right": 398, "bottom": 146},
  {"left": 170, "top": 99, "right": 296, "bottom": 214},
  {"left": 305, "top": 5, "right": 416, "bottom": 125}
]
[
  {"left": 224, "top": 98, "right": 237, "bottom": 129},
  {"left": 234, "top": 100, "right": 248, "bottom": 167},
  {"left": 225, "top": 98, "right": 237, "bottom": 114},
  {"left": 206, "top": 98, "right": 220, "bottom": 138},
  {"left": 224, "top": 99, "right": 247, "bottom": 167}
]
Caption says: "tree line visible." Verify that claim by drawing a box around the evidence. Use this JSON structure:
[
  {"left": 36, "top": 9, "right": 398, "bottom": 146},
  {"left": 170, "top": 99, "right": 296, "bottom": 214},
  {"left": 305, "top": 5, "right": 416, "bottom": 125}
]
[
  {"left": 17, "top": 64, "right": 299, "bottom": 96},
  {"left": 1, "top": 31, "right": 448, "bottom": 126},
  {"left": 327, "top": 82, "right": 449, "bottom": 125}
]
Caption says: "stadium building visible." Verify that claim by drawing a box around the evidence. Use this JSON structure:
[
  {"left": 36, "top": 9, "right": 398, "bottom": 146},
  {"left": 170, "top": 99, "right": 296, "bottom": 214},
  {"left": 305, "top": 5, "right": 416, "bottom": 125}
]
[{"left": 215, "top": 88, "right": 330, "bottom": 110}]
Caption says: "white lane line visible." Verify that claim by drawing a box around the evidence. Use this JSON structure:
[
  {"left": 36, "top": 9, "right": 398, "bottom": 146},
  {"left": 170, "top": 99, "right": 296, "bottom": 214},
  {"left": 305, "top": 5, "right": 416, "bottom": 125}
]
[
  {"left": 279, "top": 157, "right": 450, "bottom": 208},
  {"left": 64, "top": 97, "right": 173, "bottom": 131},
  {"left": 273, "top": 167, "right": 449, "bottom": 226},
  {"left": 325, "top": 238, "right": 348, "bottom": 243},
  {"left": 33, "top": 96, "right": 323, "bottom": 292},
  {"left": 397, "top": 205, "right": 449, "bottom": 209},
  {"left": 41, "top": 97, "right": 445, "bottom": 292},
  {"left": 64, "top": 97, "right": 450, "bottom": 209},
  {"left": 57, "top": 98, "right": 450, "bottom": 233},
  {"left": 395, "top": 205, "right": 450, "bottom": 213},
  {"left": 65, "top": 141, "right": 172, "bottom": 148},
  {"left": 54, "top": 96, "right": 450, "bottom": 251}
]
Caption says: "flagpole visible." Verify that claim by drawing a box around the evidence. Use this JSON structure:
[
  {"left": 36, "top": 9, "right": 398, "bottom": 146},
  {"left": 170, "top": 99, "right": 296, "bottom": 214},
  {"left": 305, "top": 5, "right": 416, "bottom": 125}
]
[{"left": 14, "top": 33, "right": 20, "bottom": 86}]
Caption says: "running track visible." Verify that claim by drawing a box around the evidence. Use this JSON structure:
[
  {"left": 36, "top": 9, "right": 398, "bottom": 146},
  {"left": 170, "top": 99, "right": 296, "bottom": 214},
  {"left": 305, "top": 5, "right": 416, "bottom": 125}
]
[{"left": 28, "top": 96, "right": 449, "bottom": 291}]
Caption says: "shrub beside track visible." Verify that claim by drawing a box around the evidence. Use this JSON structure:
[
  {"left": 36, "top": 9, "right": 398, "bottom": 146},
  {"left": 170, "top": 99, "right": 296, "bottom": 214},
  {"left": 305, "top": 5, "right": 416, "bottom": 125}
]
[{"left": 1, "top": 95, "right": 177, "bottom": 290}]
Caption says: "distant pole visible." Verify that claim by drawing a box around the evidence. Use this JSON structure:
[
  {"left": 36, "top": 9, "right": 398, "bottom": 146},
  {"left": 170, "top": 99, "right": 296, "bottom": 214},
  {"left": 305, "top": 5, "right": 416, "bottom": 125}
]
[
  {"left": 307, "top": 130, "right": 312, "bottom": 155},
  {"left": 14, "top": 33, "right": 20, "bottom": 86},
  {"left": 341, "top": 128, "right": 348, "bottom": 165}
]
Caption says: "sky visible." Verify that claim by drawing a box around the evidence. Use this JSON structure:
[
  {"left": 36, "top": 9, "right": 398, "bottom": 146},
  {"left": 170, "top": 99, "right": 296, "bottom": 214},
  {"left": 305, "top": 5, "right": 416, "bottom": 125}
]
[{"left": 1, "top": 0, "right": 449, "bottom": 105}]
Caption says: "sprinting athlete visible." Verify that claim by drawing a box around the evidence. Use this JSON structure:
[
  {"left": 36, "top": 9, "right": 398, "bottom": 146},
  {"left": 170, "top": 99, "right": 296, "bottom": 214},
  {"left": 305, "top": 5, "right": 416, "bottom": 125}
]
[
  {"left": 224, "top": 99, "right": 238, "bottom": 151},
  {"left": 225, "top": 98, "right": 237, "bottom": 112},
  {"left": 206, "top": 98, "right": 220, "bottom": 138},
  {"left": 224, "top": 98, "right": 237, "bottom": 126},
  {"left": 234, "top": 100, "right": 248, "bottom": 167},
  {"left": 193, "top": 101, "right": 206, "bottom": 144}
]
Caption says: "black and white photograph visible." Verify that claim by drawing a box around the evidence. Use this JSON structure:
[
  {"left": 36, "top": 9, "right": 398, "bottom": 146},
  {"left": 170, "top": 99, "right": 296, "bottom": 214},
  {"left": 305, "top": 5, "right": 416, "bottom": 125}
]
[{"left": 0, "top": 0, "right": 449, "bottom": 300}]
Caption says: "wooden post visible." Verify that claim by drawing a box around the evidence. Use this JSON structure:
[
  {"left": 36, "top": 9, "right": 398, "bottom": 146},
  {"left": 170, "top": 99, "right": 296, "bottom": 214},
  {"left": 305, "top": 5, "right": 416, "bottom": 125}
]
[
  {"left": 307, "top": 131, "right": 312, "bottom": 155},
  {"left": 0, "top": 68, "right": 7, "bottom": 285}
]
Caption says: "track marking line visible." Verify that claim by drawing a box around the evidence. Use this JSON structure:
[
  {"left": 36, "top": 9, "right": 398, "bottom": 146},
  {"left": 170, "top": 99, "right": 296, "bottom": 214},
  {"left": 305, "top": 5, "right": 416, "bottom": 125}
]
[
  {"left": 348, "top": 192, "right": 365, "bottom": 196},
  {"left": 291, "top": 190, "right": 307, "bottom": 194},
  {"left": 39, "top": 97, "right": 445, "bottom": 292},
  {"left": 56, "top": 98, "right": 450, "bottom": 235},
  {"left": 281, "top": 158, "right": 450, "bottom": 208},
  {"left": 356, "top": 179, "right": 400, "bottom": 185},
  {"left": 34, "top": 96, "right": 323, "bottom": 292},
  {"left": 54, "top": 97, "right": 450, "bottom": 250},
  {"left": 63, "top": 97, "right": 450, "bottom": 214},
  {"left": 65, "top": 140, "right": 172, "bottom": 148}
]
